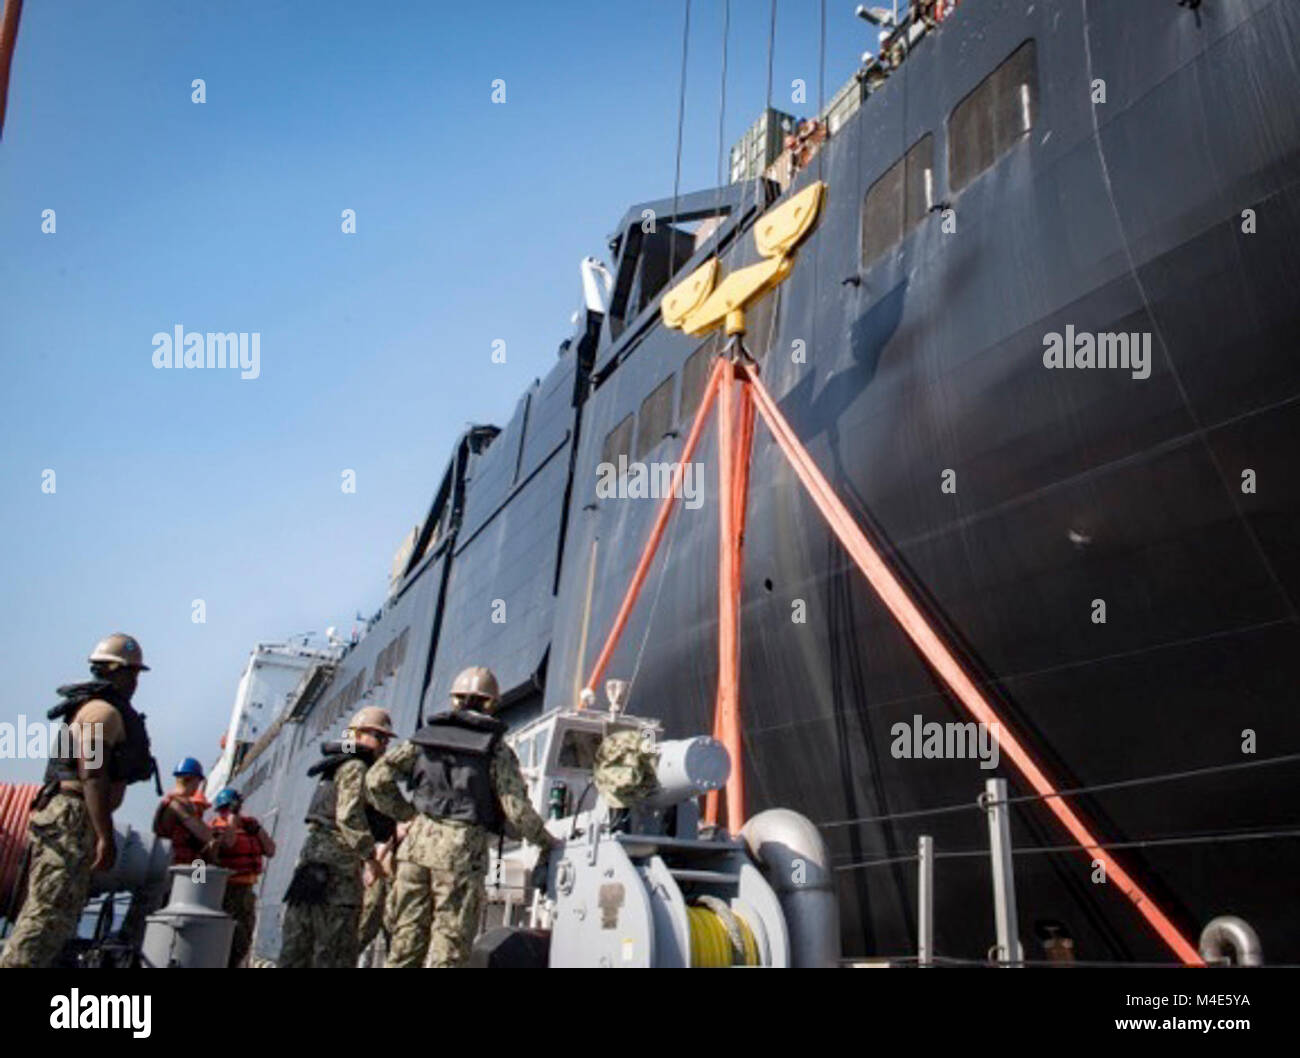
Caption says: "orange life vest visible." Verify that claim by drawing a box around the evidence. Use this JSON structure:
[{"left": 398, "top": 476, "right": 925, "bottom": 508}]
[
  {"left": 212, "top": 813, "right": 264, "bottom": 884},
  {"left": 154, "top": 791, "right": 208, "bottom": 866}
]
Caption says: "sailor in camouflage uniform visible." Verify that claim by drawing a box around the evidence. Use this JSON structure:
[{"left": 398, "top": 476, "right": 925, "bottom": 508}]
[
  {"left": 278, "top": 706, "right": 397, "bottom": 968},
  {"left": 356, "top": 825, "right": 403, "bottom": 964},
  {"left": 365, "top": 666, "right": 559, "bottom": 968},
  {"left": 592, "top": 728, "right": 661, "bottom": 808},
  {"left": 357, "top": 850, "right": 388, "bottom": 954},
  {"left": 1, "top": 634, "right": 158, "bottom": 969}
]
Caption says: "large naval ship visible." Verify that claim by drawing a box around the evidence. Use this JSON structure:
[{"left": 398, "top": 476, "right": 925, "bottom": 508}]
[{"left": 212, "top": 0, "right": 1300, "bottom": 966}]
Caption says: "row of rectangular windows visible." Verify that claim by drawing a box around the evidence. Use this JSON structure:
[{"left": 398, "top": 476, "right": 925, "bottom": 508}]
[
  {"left": 312, "top": 666, "right": 369, "bottom": 736},
  {"left": 304, "top": 624, "right": 410, "bottom": 738},
  {"left": 862, "top": 39, "right": 1037, "bottom": 267},
  {"left": 600, "top": 335, "right": 719, "bottom": 471}
]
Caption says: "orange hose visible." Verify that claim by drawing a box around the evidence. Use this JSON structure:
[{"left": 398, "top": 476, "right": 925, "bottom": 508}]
[
  {"left": 0, "top": 783, "right": 40, "bottom": 918},
  {"left": 745, "top": 369, "right": 1204, "bottom": 966}
]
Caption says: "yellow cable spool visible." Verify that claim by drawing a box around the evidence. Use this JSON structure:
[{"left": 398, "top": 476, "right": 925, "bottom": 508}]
[
  {"left": 687, "top": 906, "right": 730, "bottom": 967},
  {"left": 736, "top": 913, "right": 759, "bottom": 966},
  {"left": 687, "top": 902, "right": 761, "bottom": 967}
]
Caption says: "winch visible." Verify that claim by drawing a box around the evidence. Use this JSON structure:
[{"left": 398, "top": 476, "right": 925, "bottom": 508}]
[{"left": 474, "top": 699, "right": 838, "bottom": 968}]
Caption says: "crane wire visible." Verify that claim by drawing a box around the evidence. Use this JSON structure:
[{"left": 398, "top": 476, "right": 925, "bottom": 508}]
[
  {"left": 667, "top": 0, "right": 693, "bottom": 285},
  {"left": 816, "top": 0, "right": 826, "bottom": 184},
  {"left": 715, "top": 0, "right": 730, "bottom": 198},
  {"left": 725, "top": 0, "right": 779, "bottom": 280}
]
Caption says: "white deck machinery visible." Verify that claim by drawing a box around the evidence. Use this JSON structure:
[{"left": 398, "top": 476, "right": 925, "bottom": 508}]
[{"left": 474, "top": 688, "right": 840, "bottom": 968}]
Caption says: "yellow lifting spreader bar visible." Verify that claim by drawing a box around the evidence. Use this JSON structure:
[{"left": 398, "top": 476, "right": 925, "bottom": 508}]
[{"left": 660, "top": 181, "right": 826, "bottom": 337}]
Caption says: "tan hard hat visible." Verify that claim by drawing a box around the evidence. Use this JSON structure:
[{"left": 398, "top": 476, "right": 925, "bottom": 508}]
[
  {"left": 348, "top": 706, "right": 396, "bottom": 737},
  {"left": 450, "top": 666, "right": 499, "bottom": 706},
  {"left": 88, "top": 633, "right": 150, "bottom": 671}
]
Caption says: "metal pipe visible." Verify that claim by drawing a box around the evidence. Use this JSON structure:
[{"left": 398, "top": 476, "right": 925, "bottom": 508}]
[
  {"left": 88, "top": 825, "right": 168, "bottom": 897},
  {"left": 1199, "top": 916, "right": 1263, "bottom": 967},
  {"left": 741, "top": 808, "right": 840, "bottom": 967}
]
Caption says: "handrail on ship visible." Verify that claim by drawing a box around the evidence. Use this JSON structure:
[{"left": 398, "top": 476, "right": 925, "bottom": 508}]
[
  {"left": 834, "top": 825, "right": 1300, "bottom": 873},
  {"left": 818, "top": 749, "right": 1300, "bottom": 830}
]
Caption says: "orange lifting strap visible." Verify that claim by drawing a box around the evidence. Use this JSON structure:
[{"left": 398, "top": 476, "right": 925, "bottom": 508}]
[{"left": 582, "top": 353, "right": 1204, "bottom": 967}]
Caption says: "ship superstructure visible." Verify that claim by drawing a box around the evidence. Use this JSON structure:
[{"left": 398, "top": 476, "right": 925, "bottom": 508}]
[{"left": 205, "top": 640, "right": 343, "bottom": 796}]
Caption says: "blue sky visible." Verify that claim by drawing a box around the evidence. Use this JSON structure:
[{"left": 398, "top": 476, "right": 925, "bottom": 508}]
[{"left": 0, "top": 0, "right": 866, "bottom": 832}]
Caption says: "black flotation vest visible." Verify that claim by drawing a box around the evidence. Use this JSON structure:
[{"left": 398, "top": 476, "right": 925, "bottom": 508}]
[
  {"left": 44, "top": 680, "right": 160, "bottom": 793},
  {"left": 305, "top": 742, "right": 395, "bottom": 843},
  {"left": 409, "top": 710, "right": 507, "bottom": 833}
]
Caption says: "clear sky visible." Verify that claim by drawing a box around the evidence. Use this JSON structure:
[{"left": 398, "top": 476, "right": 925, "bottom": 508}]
[{"left": 0, "top": 0, "right": 867, "bottom": 834}]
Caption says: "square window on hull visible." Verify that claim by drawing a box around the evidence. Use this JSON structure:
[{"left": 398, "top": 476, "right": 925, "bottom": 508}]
[
  {"left": 860, "top": 133, "right": 934, "bottom": 268},
  {"left": 635, "top": 374, "right": 676, "bottom": 460},
  {"left": 949, "top": 39, "right": 1037, "bottom": 193},
  {"left": 602, "top": 414, "right": 633, "bottom": 473},
  {"left": 680, "top": 337, "right": 720, "bottom": 426}
]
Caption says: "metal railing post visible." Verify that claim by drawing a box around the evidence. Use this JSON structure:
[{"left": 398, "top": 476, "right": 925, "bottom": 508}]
[
  {"left": 983, "top": 778, "right": 1022, "bottom": 965},
  {"left": 917, "top": 834, "right": 934, "bottom": 966}
]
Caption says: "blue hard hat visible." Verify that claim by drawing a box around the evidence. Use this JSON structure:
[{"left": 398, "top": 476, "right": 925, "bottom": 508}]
[
  {"left": 213, "top": 788, "right": 242, "bottom": 810},
  {"left": 173, "top": 757, "right": 204, "bottom": 778}
]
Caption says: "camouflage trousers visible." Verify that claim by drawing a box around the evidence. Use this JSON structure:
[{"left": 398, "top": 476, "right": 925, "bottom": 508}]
[
  {"left": 358, "top": 874, "right": 393, "bottom": 954},
  {"left": 278, "top": 899, "right": 361, "bottom": 968},
  {"left": 385, "top": 860, "right": 484, "bottom": 968},
  {"left": 223, "top": 883, "right": 258, "bottom": 968},
  {"left": 0, "top": 793, "right": 94, "bottom": 969}
]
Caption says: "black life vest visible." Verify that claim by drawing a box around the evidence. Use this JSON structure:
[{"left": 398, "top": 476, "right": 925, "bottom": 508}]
[
  {"left": 409, "top": 710, "right": 507, "bottom": 833},
  {"left": 44, "top": 681, "right": 160, "bottom": 792},
  {"left": 304, "top": 742, "right": 395, "bottom": 843}
]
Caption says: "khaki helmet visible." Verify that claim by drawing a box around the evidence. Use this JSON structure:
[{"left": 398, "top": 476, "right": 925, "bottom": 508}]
[
  {"left": 88, "top": 633, "right": 150, "bottom": 671},
  {"left": 450, "top": 666, "right": 499, "bottom": 710},
  {"left": 348, "top": 706, "right": 396, "bottom": 738}
]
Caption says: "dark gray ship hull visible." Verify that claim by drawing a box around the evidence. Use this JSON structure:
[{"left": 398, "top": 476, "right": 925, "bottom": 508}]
[{"left": 240, "top": 0, "right": 1300, "bottom": 964}]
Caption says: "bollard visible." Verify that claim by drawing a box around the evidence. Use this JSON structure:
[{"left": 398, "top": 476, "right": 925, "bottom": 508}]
[{"left": 140, "top": 864, "right": 236, "bottom": 968}]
